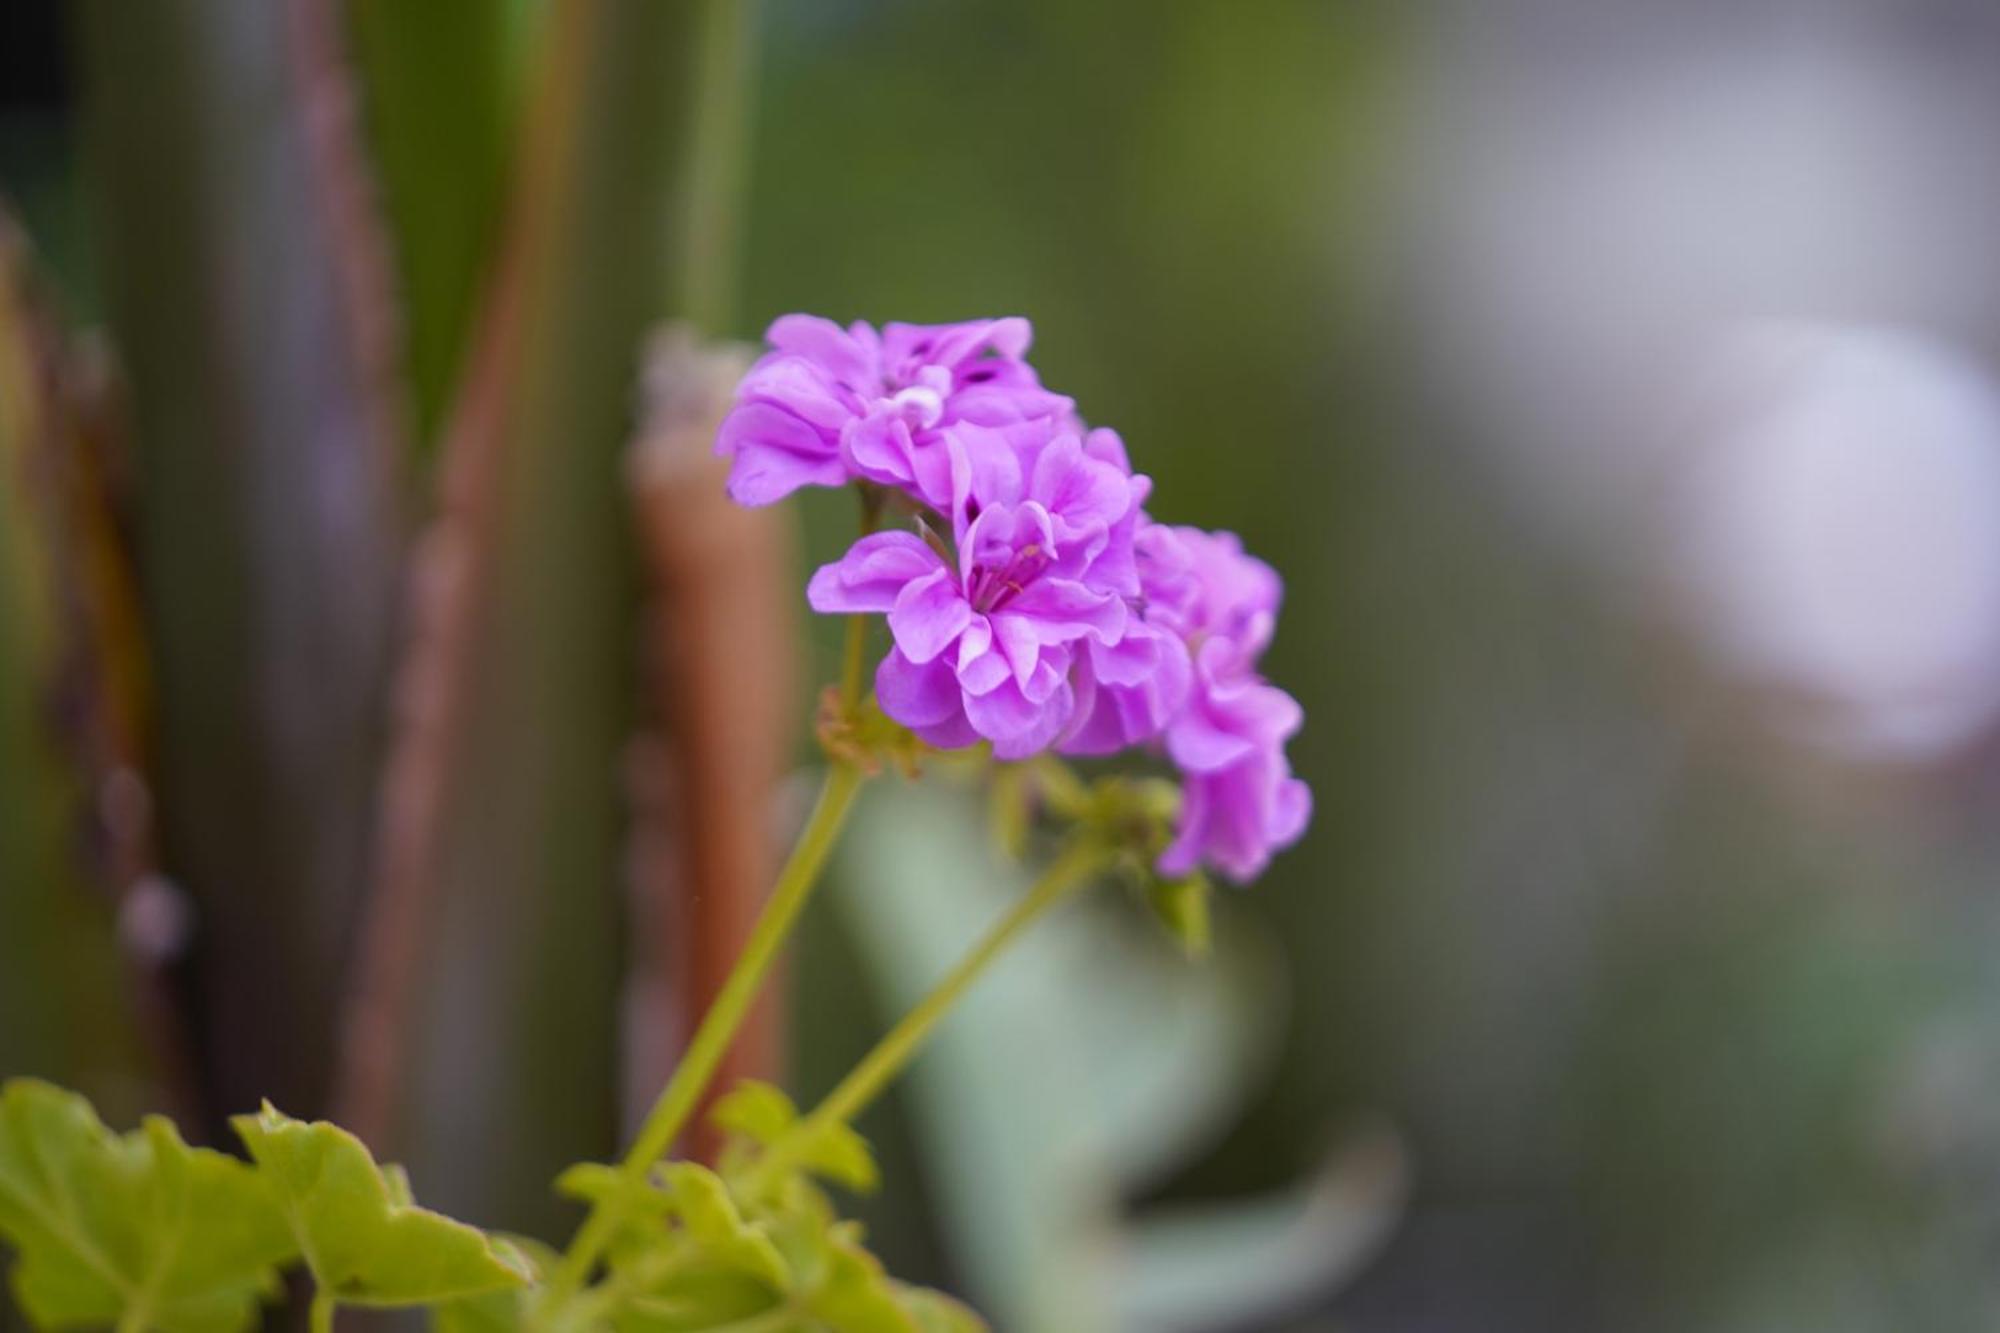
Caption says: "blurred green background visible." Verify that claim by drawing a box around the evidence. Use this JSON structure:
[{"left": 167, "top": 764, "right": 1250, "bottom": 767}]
[{"left": 9, "top": 2, "right": 2000, "bottom": 1330}]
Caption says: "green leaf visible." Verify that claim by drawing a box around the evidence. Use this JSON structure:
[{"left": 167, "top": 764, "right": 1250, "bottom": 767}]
[
  {"left": 555, "top": 1161, "right": 791, "bottom": 1330},
  {"left": 656, "top": 1164, "right": 789, "bottom": 1294},
  {"left": 796, "top": 1224, "right": 914, "bottom": 1333},
  {"left": 346, "top": 0, "right": 537, "bottom": 446},
  {"left": 1147, "top": 872, "right": 1213, "bottom": 959},
  {"left": 894, "top": 1286, "right": 986, "bottom": 1333},
  {"left": 711, "top": 1082, "right": 879, "bottom": 1195},
  {"left": 708, "top": 1083, "right": 796, "bottom": 1148},
  {"left": 231, "top": 1103, "right": 528, "bottom": 1306},
  {"left": 430, "top": 1236, "right": 556, "bottom": 1333},
  {"left": 613, "top": 1269, "right": 781, "bottom": 1333},
  {"left": 0, "top": 1079, "right": 294, "bottom": 1333}
]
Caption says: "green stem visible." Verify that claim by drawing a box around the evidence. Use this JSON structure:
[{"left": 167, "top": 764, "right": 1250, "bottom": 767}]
[
  {"left": 545, "top": 762, "right": 865, "bottom": 1304},
  {"left": 309, "top": 1290, "right": 336, "bottom": 1333},
  {"left": 839, "top": 614, "right": 869, "bottom": 710},
  {"left": 749, "top": 839, "right": 1108, "bottom": 1193}
]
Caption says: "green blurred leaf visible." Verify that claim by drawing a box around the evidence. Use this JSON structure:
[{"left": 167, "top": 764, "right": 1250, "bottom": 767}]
[
  {"left": 823, "top": 786, "right": 1285, "bottom": 1329},
  {"left": 347, "top": 0, "right": 539, "bottom": 446},
  {"left": 231, "top": 1104, "right": 527, "bottom": 1307},
  {"left": 0, "top": 1080, "right": 294, "bottom": 1333},
  {"left": 429, "top": 1235, "right": 557, "bottom": 1333},
  {"left": 557, "top": 1145, "right": 970, "bottom": 1332},
  {"left": 657, "top": 1163, "right": 791, "bottom": 1294},
  {"left": 1146, "top": 873, "right": 1212, "bottom": 960},
  {"left": 712, "top": 1081, "right": 878, "bottom": 1195},
  {"left": 557, "top": 1161, "right": 787, "bottom": 1332},
  {"left": 0, "top": 216, "right": 154, "bottom": 1112},
  {"left": 782, "top": 1222, "right": 912, "bottom": 1333},
  {"left": 893, "top": 1285, "right": 984, "bottom": 1333}
]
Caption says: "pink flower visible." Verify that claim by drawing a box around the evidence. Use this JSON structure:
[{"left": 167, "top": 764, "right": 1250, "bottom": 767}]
[
  {"left": 808, "top": 424, "right": 1142, "bottom": 758},
  {"left": 1129, "top": 525, "right": 1312, "bottom": 883},
  {"left": 719, "top": 309, "right": 1314, "bottom": 884},
  {"left": 715, "top": 316, "right": 1071, "bottom": 507}
]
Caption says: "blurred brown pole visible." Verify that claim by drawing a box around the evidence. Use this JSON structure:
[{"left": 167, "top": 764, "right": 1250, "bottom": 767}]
[{"left": 628, "top": 329, "right": 796, "bottom": 1162}]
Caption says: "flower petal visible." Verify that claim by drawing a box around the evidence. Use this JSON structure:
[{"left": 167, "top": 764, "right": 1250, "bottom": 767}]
[
  {"left": 955, "top": 616, "right": 1010, "bottom": 695},
  {"left": 1166, "top": 705, "right": 1260, "bottom": 773},
  {"left": 806, "top": 531, "right": 941, "bottom": 614},
  {"left": 964, "top": 676, "right": 1074, "bottom": 759},
  {"left": 1002, "top": 579, "right": 1127, "bottom": 644},
  {"left": 766, "top": 314, "right": 877, "bottom": 387},
  {"left": 876, "top": 648, "right": 963, "bottom": 728},
  {"left": 737, "top": 354, "right": 856, "bottom": 433},
  {"left": 888, "top": 568, "right": 972, "bottom": 664},
  {"left": 716, "top": 401, "right": 846, "bottom": 505}
]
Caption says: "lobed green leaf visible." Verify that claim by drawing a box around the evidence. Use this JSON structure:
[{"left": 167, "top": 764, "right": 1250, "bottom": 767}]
[
  {"left": 429, "top": 1236, "right": 556, "bottom": 1333},
  {"left": 894, "top": 1286, "right": 985, "bottom": 1333},
  {"left": 711, "top": 1082, "right": 878, "bottom": 1195},
  {"left": 231, "top": 1103, "right": 528, "bottom": 1307},
  {"left": 0, "top": 1079, "right": 294, "bottom": 1333}
]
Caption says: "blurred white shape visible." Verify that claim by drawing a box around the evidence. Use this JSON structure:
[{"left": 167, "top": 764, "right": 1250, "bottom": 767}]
[
  {"left": 1679, "top": 323, "right": 2000, "bottom": 761},
  {"left": 1427, "top": 19, "right": 2000, "bottom": 565}
]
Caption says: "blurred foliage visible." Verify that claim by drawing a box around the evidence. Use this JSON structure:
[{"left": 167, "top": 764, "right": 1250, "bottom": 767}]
[
  {"left": 346, "top": 0, "right": 536, "bottom": 447},
  {"left": 0, "top": 219, "right": 150, "bottom": 1118}
]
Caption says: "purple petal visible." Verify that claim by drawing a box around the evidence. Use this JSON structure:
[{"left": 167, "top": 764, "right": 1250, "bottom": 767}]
[
  {"left": 766, "top": 314, "right": 877, "bottom": 387},
  {"left": 736, "top": 354, "right": 856, "bottom": 433},
  {"left": 944, "top": 422, "right": 1027, "bottom": 532},
  {"left": 912, "top": 710, "right": 983, "bottom": 751},
  {"left": 1083, "top": 427, "right": 1131, "bottom": 474},
  {"left": 1271, "top": 778, "right": 1313, "bottom": 845},
  {"left": 806, "top": 531, "right": 941, "bottom": 613},
  {"left": 841, "top": 414, "right": 920, "bottom": 489},
  {"left": 888, "top": 568, "right": 972, "bottom": 664},
  {"left": 717, "top": 400, "right": 850, "bottom": 506},
  {"left": 1002, "top": 579, "right": 1127, "bottom": 644},
  {"left": 964, "top": 676, "right": 1075, "bottom": 759},
  {"left": 955, "top": 616, "right": 1011, "bottom": 695},
  {"left": 876, "top": 649, "right": 963, "bottom": 728},
  {"left": 1156, "top": 778, "right": 1210, "bottom": 878},
  {"left": 1030, "top": 433, "right": 1135, "bottom": 537},
  {"left": 1166, "top": 706, "right": 1260, "bottom": 772}
]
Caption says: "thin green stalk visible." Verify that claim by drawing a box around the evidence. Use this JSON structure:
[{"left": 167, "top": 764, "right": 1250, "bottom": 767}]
[
  {"left": 749, "top": 839, "right": 1108, "bottom": 1193},
  {"left": 840, "top": 615, "right": 870, "bottom": 709},
  {"left": 545, "top": 761, "right": 865, "bottom": 1303},
  {"left": 309, "top": 1290, "right": 336, "bottom": 1333}
]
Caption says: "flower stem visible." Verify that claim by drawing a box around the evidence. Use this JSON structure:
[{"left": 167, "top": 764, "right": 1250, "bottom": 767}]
[
  {"left": 749, "top": 839, "right": 1107, "bottom": 1192},
  {"left": 309, "top": 1291, "right": 336, "bottom": 1333},
  {"left": 546, "top": 761, "right": 865, "bottom": 1302},
  {"left": 839, "top": 614, "right": 869, "bottom": 710}
]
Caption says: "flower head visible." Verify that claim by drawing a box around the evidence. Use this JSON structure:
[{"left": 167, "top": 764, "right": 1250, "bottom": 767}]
[
  {"left": 722, "top": 310, "right": 1312, "bottom": 886},
  {"left": 809, "top": 421, "right": 1142, "bottom": 758},
  {"left": 1134, "top": 525, "right": 1311, "bottom": 883},
  {"left": 715, "top": 316, "right": 1071, "bottom": 507}
]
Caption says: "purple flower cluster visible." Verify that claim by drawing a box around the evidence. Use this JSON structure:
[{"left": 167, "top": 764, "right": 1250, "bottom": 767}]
[{"left": 718, "top": 315, "right": 1310, "bottom": 883}]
